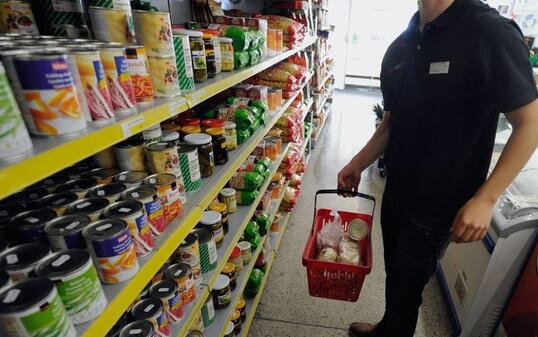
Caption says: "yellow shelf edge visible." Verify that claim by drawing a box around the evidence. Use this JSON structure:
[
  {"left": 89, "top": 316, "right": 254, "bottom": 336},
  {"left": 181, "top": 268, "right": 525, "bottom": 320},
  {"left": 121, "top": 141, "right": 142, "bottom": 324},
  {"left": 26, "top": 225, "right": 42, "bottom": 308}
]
[
  {"left": 272, "top": 212, "right": 291, "bottom": 254},
  {"left": 176, "top": 286, "right": 210, "bottom": 337}
]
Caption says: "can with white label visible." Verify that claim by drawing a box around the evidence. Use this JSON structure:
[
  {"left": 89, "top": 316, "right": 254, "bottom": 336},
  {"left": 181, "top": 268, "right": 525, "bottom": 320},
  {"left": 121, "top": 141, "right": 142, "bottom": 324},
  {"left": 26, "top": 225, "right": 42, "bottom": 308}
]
[{"left": 0, "top": 242, "right": 51, "bottom": 281}]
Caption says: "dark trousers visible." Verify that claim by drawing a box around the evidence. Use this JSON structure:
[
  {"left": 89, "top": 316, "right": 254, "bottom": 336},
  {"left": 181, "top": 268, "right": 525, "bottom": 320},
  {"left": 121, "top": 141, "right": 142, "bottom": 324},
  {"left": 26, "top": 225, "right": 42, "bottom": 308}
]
[{"left": 376, "top": 189, "right": 452, "bottom": 337}]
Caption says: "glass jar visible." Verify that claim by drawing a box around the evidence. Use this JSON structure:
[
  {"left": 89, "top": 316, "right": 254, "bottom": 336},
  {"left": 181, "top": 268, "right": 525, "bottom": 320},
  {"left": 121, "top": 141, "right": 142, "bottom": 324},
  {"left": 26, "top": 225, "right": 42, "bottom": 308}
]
[
  {"left": 203, "top": 34, "right": 216, "bottom": 78},
  {"left": 212, "top": 274, "right": 231, "bottom": 309},
  {"left": 221, "top": 262, "right": 236, "bottom": 291},
  {"left": 181, "top": 118, "right": 201, "bottom": 128},
  {"left": 188, "top": 30, "right": 208, "bottom": 83},
  {"left": 224, "top": 122, "right": 237, "bottom": 151},
  {"left": 212, "top": 36, "right": 222, "bottom": 74},
  {"left": 219, "top": 188, "right": 237, "bottom": 214},
  {"left": 236, "top": 297, "right": 246, "bottom": 323},
  {"left": 237, "top": 241, "right": 252, "bottom": 265},
  {"left": 181, "top": 125, "right": 202, "bottom": 140},
  {"left": 228, "top": 246, "right": 242, "bottom": 272},
  {"left": 231, "top": 309, "right": 242, "bottom": 334},
  {"left": 209, "top": 202, "right": 229, "bottom": 234},
  {"left": 205, "top": 121, "right": 228, "bottom": 165},
  {"left": 219, "top": 37, "right": 234, "bottom": 72},
  {"left": 198, "top": 210, "right": 223, "bottom": 248},
  {"left": 184, "top": 133, "right": 214, "bottom": 178}
]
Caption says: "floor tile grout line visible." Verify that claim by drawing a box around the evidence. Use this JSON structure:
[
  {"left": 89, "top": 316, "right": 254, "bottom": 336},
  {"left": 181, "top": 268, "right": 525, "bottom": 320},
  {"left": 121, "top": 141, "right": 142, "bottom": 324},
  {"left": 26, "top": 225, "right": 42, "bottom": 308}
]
[{"left": 253, "top": 315, "right": 348, "bottom": 331}]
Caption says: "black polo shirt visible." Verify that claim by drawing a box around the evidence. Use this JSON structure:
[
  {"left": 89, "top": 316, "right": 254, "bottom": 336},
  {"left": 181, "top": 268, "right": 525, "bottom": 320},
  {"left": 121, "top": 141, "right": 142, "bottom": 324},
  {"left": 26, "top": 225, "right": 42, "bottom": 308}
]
[{"left": 381, "top": 0, "right": 538, "bottom": 220}]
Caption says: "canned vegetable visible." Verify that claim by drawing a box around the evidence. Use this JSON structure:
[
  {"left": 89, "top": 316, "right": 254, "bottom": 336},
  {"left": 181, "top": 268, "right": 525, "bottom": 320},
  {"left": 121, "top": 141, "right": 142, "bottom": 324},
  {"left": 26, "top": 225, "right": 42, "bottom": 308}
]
[
  {"left": 131, "top": 298, "right": 170, "bottom": 337},
  {"left": 164, "top": 263, "right": 196, "bottom": 305},
  {"left": 44, "top": 214, "right": 91, "bottom": 251},
  {"left": 8, "top": 208, "right": 57, "bottom": 243},
  {"left": 121, "top": 185, "right": 166, "bottom": 236},
  {"left": 0, "top": 242, "right": 51, "bottom": 281},
  {"left": 65, "top": 196, "right": 110, "bottom": 221},
  {"left": 39, "top": 191, "right": 79, "bottom": 215},
  {"left": 149, "top": 279, "right": 183, "bottom": 323}
]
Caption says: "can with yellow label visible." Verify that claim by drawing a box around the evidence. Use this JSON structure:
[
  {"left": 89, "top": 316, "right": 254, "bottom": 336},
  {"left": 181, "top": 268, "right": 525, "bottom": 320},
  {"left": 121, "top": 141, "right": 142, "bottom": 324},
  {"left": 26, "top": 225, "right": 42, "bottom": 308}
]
[{"left": 147, "top": 55, "right": 180, "bottom": 98}]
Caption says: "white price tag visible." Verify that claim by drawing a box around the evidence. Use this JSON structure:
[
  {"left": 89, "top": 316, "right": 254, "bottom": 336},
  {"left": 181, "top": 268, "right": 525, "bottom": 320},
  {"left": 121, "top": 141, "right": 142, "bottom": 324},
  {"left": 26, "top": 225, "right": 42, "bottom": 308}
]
[
  {"left": 121, "top": 116, "right": 145, "bottom": 137},
  {"left": 191, "top": 90, "right": 205, "bottom": 106},
  {"left": 168, "top": 97, "right": 186, "bottom": 116}
]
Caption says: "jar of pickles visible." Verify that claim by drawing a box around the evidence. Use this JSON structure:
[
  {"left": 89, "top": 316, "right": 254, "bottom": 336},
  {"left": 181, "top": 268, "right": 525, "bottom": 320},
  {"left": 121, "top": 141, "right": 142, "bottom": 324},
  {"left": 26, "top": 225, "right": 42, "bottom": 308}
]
[
  {"left": 203, "top": 34, "right": 216, "bottom": 78},
  {"left": 184, "top": 133, "right": 215, "bottom": 178},
  {"left": 204, "top": 119, "right": 228, "bottom": 165},
  {"left": 221, "top": 262, "right": 236, "bottom": 291},
  {"left": 187, "top": 30, "right": 208, "bottom": 83},
  {"left": 224, "top": 122, "right": 237, "bottom": 151},
  {"left": 219, "top": 188, "right": 237, "bottom": 214},
  {"left": 219, "top": 37, "right": 234, "bottom": 72},
  {"left": 209, "top": 202, "right": 228, "bottom": 234}
]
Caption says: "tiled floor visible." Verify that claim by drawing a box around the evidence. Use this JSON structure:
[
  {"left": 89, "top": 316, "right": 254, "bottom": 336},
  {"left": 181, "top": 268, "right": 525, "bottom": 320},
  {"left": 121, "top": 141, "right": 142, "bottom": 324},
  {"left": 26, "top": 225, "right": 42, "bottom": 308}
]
[{"left": 248, "top": 88, "right": 454, "bottom": 337}]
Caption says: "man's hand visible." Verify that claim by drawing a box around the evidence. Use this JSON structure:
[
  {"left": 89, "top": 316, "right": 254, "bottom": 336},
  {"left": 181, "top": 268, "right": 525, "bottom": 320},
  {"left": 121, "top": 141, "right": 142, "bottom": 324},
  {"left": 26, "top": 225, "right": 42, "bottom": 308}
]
[
  {"left": 450, "top": 197, "right": 495, "bottom": 243},
  {"left": 337, "top": 161, "right": 362, "bottom": 195}
]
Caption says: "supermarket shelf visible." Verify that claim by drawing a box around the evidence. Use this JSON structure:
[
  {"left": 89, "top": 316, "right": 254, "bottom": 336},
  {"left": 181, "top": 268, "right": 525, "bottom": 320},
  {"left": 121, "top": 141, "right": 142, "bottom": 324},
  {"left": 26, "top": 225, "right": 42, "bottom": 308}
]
[
  {"left": 169, "top": 285, "right": 209, "bottom": 337},
  {"left": 0, "top": 97, "right": 188, "bottom": 200},
  {"left": 271, "top": 212, "right": 291, "bottom": 256},
  {"left": 314, "top": 72, "right": 334, "bottom": 92},
  {"left": 315, "top": 89, "right": 333, "bottom": 116},
  {"left": 184, "top": 36, "right": 316, "bottom": 108},
  {"left": 302, "top": 99, "right": 314, "bottom": 122},
  {"left": 300, "top": 129, "right": 313, "bottom": 157}
]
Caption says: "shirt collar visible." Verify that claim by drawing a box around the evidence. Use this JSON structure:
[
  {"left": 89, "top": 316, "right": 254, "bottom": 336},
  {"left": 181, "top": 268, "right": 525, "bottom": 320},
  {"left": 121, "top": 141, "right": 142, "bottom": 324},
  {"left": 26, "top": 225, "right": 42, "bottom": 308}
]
[{"left": 406, "top": 0, "right": 467, "bottom": 34}]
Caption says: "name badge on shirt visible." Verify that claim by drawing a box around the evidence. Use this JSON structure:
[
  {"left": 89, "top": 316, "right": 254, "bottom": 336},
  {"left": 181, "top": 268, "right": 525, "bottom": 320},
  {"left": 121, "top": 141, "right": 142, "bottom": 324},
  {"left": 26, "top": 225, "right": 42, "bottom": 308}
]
[{"left": 429, "top": 61, "right": 450, "bottom": 74}]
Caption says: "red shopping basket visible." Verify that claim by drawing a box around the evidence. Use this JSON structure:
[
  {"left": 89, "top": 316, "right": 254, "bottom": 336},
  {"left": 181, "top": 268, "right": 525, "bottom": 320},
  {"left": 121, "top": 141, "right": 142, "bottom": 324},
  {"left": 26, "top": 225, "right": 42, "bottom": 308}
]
[{"left": 302, "top": 189, "right": 375, "bottom": 302}]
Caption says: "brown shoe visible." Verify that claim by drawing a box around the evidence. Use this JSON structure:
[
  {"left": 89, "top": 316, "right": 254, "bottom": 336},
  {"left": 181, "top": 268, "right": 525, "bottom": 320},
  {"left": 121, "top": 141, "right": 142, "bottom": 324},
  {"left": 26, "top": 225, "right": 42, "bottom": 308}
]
[{"left": 348, "top": 323, "right": 377, "bottom": 337}]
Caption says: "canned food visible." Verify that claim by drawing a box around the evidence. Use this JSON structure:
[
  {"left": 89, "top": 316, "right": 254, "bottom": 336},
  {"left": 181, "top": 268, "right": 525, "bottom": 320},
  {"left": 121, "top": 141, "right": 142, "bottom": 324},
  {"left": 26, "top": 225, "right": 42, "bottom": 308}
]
[
  {"left": 0, "top": 0, "right": 39, "bottom": 35},
  {"left": 100, "top": 46, "right": 137, "bottom": 115},
  {"left": 184, "top": 133, "right": 214, "bottom": 178},
  {"left": 8, "top": 208, "right": 57, "bottom": 243},
  {"left": 94, "top": 147, "right": 117, "bottom": 168},
  {"left": 30, "top": 0, "right": 87, "bottom": 37},
  {"left": 177, "top": 233, "right": 202, "bottom": 286},
  {"left": 86, "top": 183, "right": 126, "bottom": 203},
  {"left": 145, "top": 141, "right": 182, "bottom": 177},
  {"left": 44, "top": 214, "right": 91, "bottom": 251},
  {"left": 70, "top": 47, "right": 114, "bottom": 124},
  {"left": 144, "top": 173, "right": 183, "bottom": 223},
  {"left": 83, "top": 218, "right": 139, "bottom": 283},
  {"left": 172, "top": 33, "right": 195, "bottom": 92},
  {"left": 0, "top": 242, "right": 50, "bottom": 281},
  {"left": 147, "top": 55, "right": 180, "bottom": 98},
  {"left": 209, "top": 202, "right": 229, "bottom": 234},
  {"left": 60, "top": 163, "right": 95, "bottom": 179},
  {"left": 39, "top": 191, "right": 79, "bottom": 215},
  {"left": 88, "top": 6, "right": 135, "bottom": 43},
  {"left": 57, "top": 178, "right": 98, "bottom": 197},
  {"left": 35, "top": 249, "right": 107, "bottom": 324},
  {"left": 122, "top": 185, "right": 166, "bottom": 236},
  {"left": 65, "top": 197, "right": 110, "bottom": 221},
  {"left": 124, "top": 44, "right": 153, "bottom": 105},
  {"left": 114, "top": 141, "right": 146, "bottom": 171},
  {"left": 119, "top": 320, "right": 155, "bottom": 337},
  {"left": 5, "top": 186, "right": 48, "bottom": 208},
  {"left": 149, "top": 279, "right": 183, "bottom": 323},
  {"left": 114, "top": 170, "right": 148, "bottom": 188},
  {"left": 83, "top": 167, "right": 119, "bottom": 185},
  {"left": 33, "top": 174, "right": 70, "bottom": 192},
  {"left": 142, "top": 124, "right": 162, "bottom": 145},
  {"left": 191, "top": 228, "right": 217, "bottom": 273},
  {"left": 107, "top": 314, "right": 128, "bottom": 337},
  {"left": 132, "top": 10, "right": 173, "bottom": 57},
  {"left": 152, "top": 261, "right": 170, "bottom": 283},
  {"left": 131, "top": 298, "right": 170, "bottom": 337},
  {"left": 164, "top": 263, "right": 195, "bottom": 305},
  {"left": 0, "top": 203, "right": 24, "bottom": 241},
  {"left": 0, "top": 278, "right": 76, "bottom": 337},
  {"left": 201, "top": 294, "right": 215, "bottom": 328},
  {"left": 0, "top": 270, "right": 10, "bottom": 293},
  {"left": 12, "top": 51, "right": 87, "bottom": 136},
  {"left": 198, "top": 211, "right": 224, "bottom": 248},
  {"left": 177, "top": 144, "right": 202, "bottom": 192},
  {"left": 0, "top": 60, "right": 32, "bottom": 164},
  {"left": 103, "top": 199, "right": 154, "bottom": 258}
]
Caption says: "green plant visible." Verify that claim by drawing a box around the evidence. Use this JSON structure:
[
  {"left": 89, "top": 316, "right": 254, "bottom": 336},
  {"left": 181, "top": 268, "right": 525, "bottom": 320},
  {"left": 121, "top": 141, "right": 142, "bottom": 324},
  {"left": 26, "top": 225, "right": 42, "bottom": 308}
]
[{"left": 372, "top": 102, "right": 384, "bottom": 120}]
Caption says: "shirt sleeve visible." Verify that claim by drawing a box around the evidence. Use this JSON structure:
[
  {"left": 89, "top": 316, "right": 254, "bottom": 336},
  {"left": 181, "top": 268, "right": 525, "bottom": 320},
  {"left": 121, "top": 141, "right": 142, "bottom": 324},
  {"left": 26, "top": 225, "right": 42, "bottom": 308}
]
[
  {"left": 380, "top": 42, "right": 398, "bottom": 112},
  {"left": 475, "top": 20, "right": 538, "bottom": 113}
]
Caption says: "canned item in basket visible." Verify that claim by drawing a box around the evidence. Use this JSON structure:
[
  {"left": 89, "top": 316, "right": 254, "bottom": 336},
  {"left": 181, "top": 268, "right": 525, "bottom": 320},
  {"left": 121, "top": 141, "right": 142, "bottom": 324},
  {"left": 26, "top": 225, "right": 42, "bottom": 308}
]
[
  {"left": 0, "top": 278, "right": 76, "bottom": 337},
  {"left": 177, "top": 144, "right": 202, "bottom": 192},
  {"left": 149, "top": 279, "right": 183, "bottom": 323},
  {"left": 119, "top": 320, "right": 155, "bottom": 337},
  {"left": 65, "top": 196, "right": 110, "bottom": 221},
  {"left": 100, "top": 46, "right": 137, "bottom": 115},
  {"left": 38, "top": 191, "right": 79, "bottom": 215},
  {"left": 114, "top": 170, "right": 148, "bottom": 188},
  {"left": 177, "top": 233, "right": 202, "bottom": 286},
  {"left": 12, "top": 51, "right": 87, "bottom": 136},
  {"left": 144, "top": 173, "right": 183, "bottom": 223},
  {"left": 124, "top": 44, "right": 153, "bottom": 105},
  {"left": 86, "top": 183, "right": 126, "bottom": 203},
  {"left": 44, "top": 214, "right": 91, "bottom": 251},
  {"left": 0, "top": 242, "right": 51, "bottom": 281},
  {"left": 114, "top": 141, "right": 146, "bottom": 171},
  {"left": 164, "top": 263, "right": 195, "bottom": 305},
  {"left": 132, "top": 10, "right": 173, "bottom": 57},
  {"left": 56, "top": 178, "right": 98, "bottom": 198},
  {"left": 122, "top": 185, "right": 166, "bottom": 236},
  {"left": 8, "top": 208, "right": 57, "bottom": 243},
  {"left": 0, "top": 0, "right": 39, "bottom": 35},
  {"left": 88, "top": 6, "right": 135, "bottom": 43},
  {"left": 35, "top": 249, "right": 107, "bottom": 324},
  {"left": 30, "top": 0, "right": 87, "bottom": 37},
  {"left": 191, "top": 228, "right": 217, "bottom": 273},
  {"left": 131, "top": 298, "right": 170, "bottom": 337},
  {"left": 103, "top": 199, "right": 154, "bottom": 258},
  {"left": 145, "top": 141, "right": 182, "bottom": 177},
  {"left": 172, "top": 34, "right": 195, "bottom": 92},
  {"left": 83, "top": 218, "right": 139, "bottom": 283},
  {"left": 0, "top": 60, "right": 32, "bottom": 164},
  {"left": 147, "top": 55, "right": 180, "bottom": 98}
]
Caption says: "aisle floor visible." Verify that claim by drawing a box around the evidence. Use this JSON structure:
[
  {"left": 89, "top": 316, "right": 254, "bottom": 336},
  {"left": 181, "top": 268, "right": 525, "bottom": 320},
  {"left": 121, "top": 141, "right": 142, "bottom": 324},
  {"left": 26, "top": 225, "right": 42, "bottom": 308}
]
[{"left": 248, "top": 89, "right": 454, "bottom": 337}]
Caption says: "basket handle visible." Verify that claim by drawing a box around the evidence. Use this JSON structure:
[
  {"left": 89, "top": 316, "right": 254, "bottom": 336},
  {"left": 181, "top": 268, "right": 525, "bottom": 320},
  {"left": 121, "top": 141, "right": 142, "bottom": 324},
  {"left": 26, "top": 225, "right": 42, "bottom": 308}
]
[{"left": 312, "top": 189, "right": 376, "bottom": 235}]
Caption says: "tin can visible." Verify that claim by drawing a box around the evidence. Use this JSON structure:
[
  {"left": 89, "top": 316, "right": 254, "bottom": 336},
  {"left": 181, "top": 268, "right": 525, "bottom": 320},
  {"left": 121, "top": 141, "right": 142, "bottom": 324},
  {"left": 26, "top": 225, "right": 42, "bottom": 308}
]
[
  {"left": 142, "top": 124, "right": 162, "bottom": 145},
  {"left": 132, "top": 298, "right": 170, "bottom": 337},
  {"left": 191, "top": 228, "right": 217, "bottom": 273},
  {"left": 4, "top": 185, "right": 48, "bottom": 208},
  {"left": 100, "top": 45, "right": 137, "bottom": 115},
  {"left": 0, "top": 60, "right": 32, "bottom": 164},
  {"left": 201, "top": 296, "right": 215, "bottom": 328},
  {"left": 0, "top": 278, "right": 76, "bottom": 337},
  {"left": 64, "top": 25, "right": 91, "bottom": 38},
  {"left": 145, "top": 141, "right": 182, "bottom": 177},
  {"left": 0, "top": 242, "right": 51, "bottom": 281},
  {"left": 114, "top": 141, "right": 146, "bottom": 171},
  {"left": 38, "top": 191, "right": 79, "bottom": 215},
  {"left": 88, "top": 6, "right": 135, "bottom": 43},
  {"left": 86, "top": 183, "right": 125, "bottom": 203},
  {"left": 132, "top": 10, "right": 173, "bottom": 57},
  {"left": 177, "top": 233, "right": 202, "bottom": 286},
  {"left": 119, "top": 320, "right": 155, "bottom": 337},
  {"left": 172, "top": 34, "right": 195, "bottom": 92},
  {"left": 164, "top": 263, "right": 195, "bottom": 305},
  {"left": 12, "top": 51, "right": 87, "bottom": 136},
  {"left": 44, "top": 214, "right": 91, "bottom": 251},
  {"left": 124, "top": 44, "right": 153, "bottom": 105},
  {"left": 70, "top": 47, "right": 115, "bottom": 124},
  {"left": 30, "top": 0, "right": 87, "bottom": 37},
  {"left": 83, "top": 167, "right": 119, "bottom": 185},
  {"left": 8, "top": 208, "right": 57, "bottom": 243},
  {"left": 121, "top": 185, "right": 166, "bottom": 236},
  {"left": 144, "top": 173, "right": 184, "bottom": 223},
  {"left": 83, "top": 218, "right": 139, "bottom": 284},
  {"left": 0, "top": 0, "right": 39, "bottom": 35},
  {"left": 147, "top": 55, "right": 180, "bottom": 98},
  {"left": 0, "top": 270, "right": 10, "bottom": 293},
  {"left": 36, "top": 249, "right": 107, "bottom": 324},
  {"left": 56, "top": 178, "right": 98, "bottom": 198},
  {"left": 60, "top": 163, "right": 95, "bottom": 180},
  {"left": 103, "top": 199, "right": 154, "bottom": 258},
  {"left": 152, "top": 261, "right": 170, "bottom": 283},
  {"left": 108, "top": 314, "right": 128, "bottom": 337},
  {"left": 114, "top": 170, "right": 148, "bottom": 188},
  {"left": 93, "top": 147, "right": 117, "bottom": 168},
  {"left": 149, "top": 279, "right": 183, "bottom": 323},
  {"left": 0, "top": 203, "right": 25, "bottom": 242},
  {"left": 65, "top": 197, "right": 110, "bottom": 221},
  {"left": 33, "top": 174, "right": 70, "bottom": 192},
  {"left": 189, "top": 316, "right": 204, "bottom": 335}
]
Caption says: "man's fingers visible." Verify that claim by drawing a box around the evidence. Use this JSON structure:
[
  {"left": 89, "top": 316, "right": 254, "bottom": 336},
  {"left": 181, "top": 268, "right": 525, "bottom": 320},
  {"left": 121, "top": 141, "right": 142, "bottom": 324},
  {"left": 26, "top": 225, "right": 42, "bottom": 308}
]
[
  {"left": 469, "top": 228, "right": 483, "bottom": 242},
  {"left": 460, "top": 227, "right": 475, "bottom": 243}
]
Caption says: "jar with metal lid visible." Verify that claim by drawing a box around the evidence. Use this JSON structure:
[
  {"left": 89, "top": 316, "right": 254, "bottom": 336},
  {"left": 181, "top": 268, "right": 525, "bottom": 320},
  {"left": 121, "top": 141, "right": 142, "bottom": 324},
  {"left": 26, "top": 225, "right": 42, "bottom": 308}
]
[
  {"left": 203, "top": 34, "right": 216, "bottom": 78},
  {"left": 205, "top": 123, "right": 228, "bottom": 165},
  {"left": 224, "top": 122, "right": 237, "bottom": 151},
  {"left": 212, "top": 274, "right": 231, "bottom": 309},
  {"left": 219, "top": 188, "right": 237, "bottom": 214},
  {"left": 162, "top": 130, "right": 180, "bottom": 144},
  {"left": 228, "top": 246, "right": 242, "bottom": 272},
  {"left": 198, "top": 211, "right": 223, "bottom": 248},
  {"left": 65, "top": 197, "right": 110, "bottom": 222},
  {"left": 236, "top": 297, "right": 247, "bottom": 322},
  {"left": 188, "top": 31, "right": 207, "bottom": 82},
  {"left": 208, "top": 202, "right": 229, "bottom": 234},
  {"left": 181, "top": 118, "right": 201, "bottom": 127},
  {"left": 184, "top": 133, "right": 215, "bottom": 178},
  {"left": 219, "top": 37, "right": 234, "bottom": 72},
  {"left": 181, "top": 125, "right": 202, "bottom": 140},
  {"left": 231, "top": 309, "right": 242, "bottom": 334},
  {"left": 224, "top": 321, "right": 234, "bottom": 337},
  {"left": 221, "top": 262, "right": 236, "bottom": 291},
  {"left": 186, "top": 330, "right": 204, "bottom": 337},
  {"left": 238, "top": 241, "right": 252, "bottom": 265}
]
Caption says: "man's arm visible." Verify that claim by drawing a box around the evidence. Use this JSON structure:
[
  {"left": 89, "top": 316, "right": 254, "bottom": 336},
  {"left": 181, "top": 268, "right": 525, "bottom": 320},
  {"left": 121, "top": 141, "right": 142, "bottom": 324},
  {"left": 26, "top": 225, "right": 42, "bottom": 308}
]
[
  {"left": 451, "top": 99, "right": 538, "bottom": 242},
  {"left": 337, "top": 111, "right": 391, "bottom": 192}
]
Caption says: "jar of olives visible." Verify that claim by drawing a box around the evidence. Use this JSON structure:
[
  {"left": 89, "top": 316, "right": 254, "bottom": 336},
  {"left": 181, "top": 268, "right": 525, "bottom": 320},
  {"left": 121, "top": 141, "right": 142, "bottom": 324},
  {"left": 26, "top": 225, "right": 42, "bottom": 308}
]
[
  {"left": 184, "top": 133, "right": 215, "bottom": 178},
  {"left": 187, "top": 30, "right": 208, "bottom": 82}
]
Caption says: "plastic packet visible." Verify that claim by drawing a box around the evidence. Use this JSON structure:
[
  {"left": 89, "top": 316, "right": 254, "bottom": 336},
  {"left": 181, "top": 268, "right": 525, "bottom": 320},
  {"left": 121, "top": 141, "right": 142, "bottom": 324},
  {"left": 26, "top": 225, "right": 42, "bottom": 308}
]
[
  {"left": 230, "top": 172, "right": 263, "bottom": 190},
  {"left": 317, "top": 209, "right": 343, "bottom": 251}
]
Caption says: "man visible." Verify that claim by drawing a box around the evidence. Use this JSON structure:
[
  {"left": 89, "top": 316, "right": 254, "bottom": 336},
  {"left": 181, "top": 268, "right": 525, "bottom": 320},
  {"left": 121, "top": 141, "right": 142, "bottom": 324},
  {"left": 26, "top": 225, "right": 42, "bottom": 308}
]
[{"left": 337, "top": 1, "right": 538, "bottom": 337}]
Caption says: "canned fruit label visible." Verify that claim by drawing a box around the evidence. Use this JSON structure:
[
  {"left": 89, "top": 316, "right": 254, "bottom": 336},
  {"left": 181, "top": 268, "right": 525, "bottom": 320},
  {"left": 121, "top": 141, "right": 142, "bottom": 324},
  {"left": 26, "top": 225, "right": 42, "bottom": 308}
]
[
  {"left": 147, "top": 57, "right": 180, "bottom": 98},
  {"left": 101, "top": 51, "right": 137, "bottom": 113},
  {"left": 147, "top": 147, "right": 181, "bottom": 177},
  {"left": 88, "top": 231, "right": 139, "bottom": 284},
  {"left": 143, "top": 198, "right": 166, "bottom": 236},
  {"left": 74, "top": 52, "right": 114, "bottom": 122},
  {"left": 155, "top": 310, "right": 170, "bottom": 337},
  {"left": 14, "top": 56, "right": 87, "bottom": 136},
  {"left": 0, "top": 2, "right": 39, "bottom": 35},
  {"left": 191, "top": 261, "right": 202, "bottom": 286},
  {"left": 173, "top": 36, "right": 195, "bottom": 91},
  {"left": 166, "top": 291, "right": 183, "bottom": 323},
  {"left": 157, "top": 184, "right": 180, "bottom": 222},
  {"left": 0, "top": 63, "right": 32, "bottom": 161},
  {"left": 133, "top": 11, "right": 174, "bottom": 57},
  {"left": 125, "top": 47, "right": 154, "bottom": 104},
  {"left": 89, "top": 7, "right": 135, "bottom": 43},
  {"left": 128, "top": 212, "right": 154, "bottom": 257},
  {"left": 191, "top": 53, "right": 206, "bottom": 70},
  {"left": 48, "top": 232, "right": 86, "bottom": 251},
  {"left": 179, "top": 276, "right": 195, "bottom": 305}
]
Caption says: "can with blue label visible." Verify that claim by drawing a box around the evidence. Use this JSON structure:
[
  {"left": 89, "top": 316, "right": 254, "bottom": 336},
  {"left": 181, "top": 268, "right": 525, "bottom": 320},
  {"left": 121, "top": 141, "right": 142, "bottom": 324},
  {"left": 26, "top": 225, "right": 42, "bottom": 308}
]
[
  {"left": 8, "top": 208, "right": 57, "bottom": 243},
  {"left": 44, "top": 214, "right": 91, "bottom": 251}
]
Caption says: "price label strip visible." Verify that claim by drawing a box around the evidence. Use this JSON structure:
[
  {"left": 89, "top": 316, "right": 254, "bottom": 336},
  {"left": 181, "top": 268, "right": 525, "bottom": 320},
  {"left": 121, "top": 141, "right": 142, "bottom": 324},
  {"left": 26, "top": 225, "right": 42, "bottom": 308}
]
[
  {"left": 121, "top": 116, "right": 145, "bottom": 137},
  {"left": 168, "top": 97, "right": 187, "bottom": 117}
]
